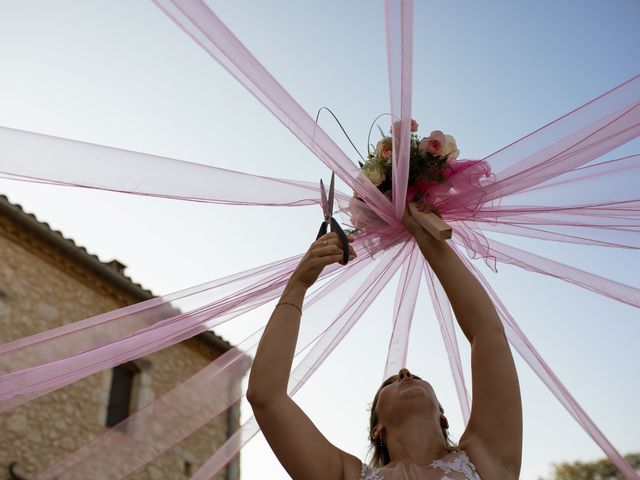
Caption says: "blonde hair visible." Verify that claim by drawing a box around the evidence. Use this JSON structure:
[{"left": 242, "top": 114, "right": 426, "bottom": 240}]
[{"left": 367, "top": 375, "right": 457, "bottom": 467}]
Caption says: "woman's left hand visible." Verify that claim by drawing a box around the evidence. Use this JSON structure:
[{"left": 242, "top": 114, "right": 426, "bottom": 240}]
[{"left": 402, "top": 201, "right": 437, "bottom": 236}]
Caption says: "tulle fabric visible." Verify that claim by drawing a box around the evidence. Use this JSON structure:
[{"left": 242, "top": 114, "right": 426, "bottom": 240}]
[
  {"left": 0, "top": 232, "right": 404, "bottom": 411},
  {"left": 151, "top": 0, "right": 398, "bottom": 228},
  {"left": 383, "top": 242, "right": 421, "bottom": 378},
  {"left": 0, "top": 125, "right": 347, "bottom": 207},
  {"left": 423, "top": 265, "right": 471, "bottom": 424},
  {"left": 0, "top": 0, "right": 638, "bottom": 478},
  {"left": 385, "top": 0, "right": 414, "bottom": 220},
  {"left": 450, "top": 243, "right": 638, "bottom": 479},
  {"left": 33, "top": 242, "right": 409, "bottom": 479}
]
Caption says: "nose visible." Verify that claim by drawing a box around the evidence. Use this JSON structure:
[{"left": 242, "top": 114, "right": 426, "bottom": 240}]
[{"left": 398, "top": 368, "right": 412, "bottom": 380}]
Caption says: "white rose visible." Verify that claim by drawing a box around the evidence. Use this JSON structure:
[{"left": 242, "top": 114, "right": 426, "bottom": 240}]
[
  {"left": 362, "top": 164, "right": 386, "bottom": 186},
  {"left": 444, "top": 134, "right": 460, "bottom": 159}
]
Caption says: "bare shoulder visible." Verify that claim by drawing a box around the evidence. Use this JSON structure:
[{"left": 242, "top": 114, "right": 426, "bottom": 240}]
[
  {"left": 341, "top": 452, "right": 363, "bottom": 480},
  {"left": 459, "top": 435, "right": 520, "bottom": 480}
]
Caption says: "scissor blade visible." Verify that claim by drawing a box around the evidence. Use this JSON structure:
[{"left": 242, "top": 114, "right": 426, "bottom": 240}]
[
  {"left": 327, "top": 172, "right": 336, "bottom": 216},
  {"left": 320, "top": 178, "right": 328, "bottom": 217}
]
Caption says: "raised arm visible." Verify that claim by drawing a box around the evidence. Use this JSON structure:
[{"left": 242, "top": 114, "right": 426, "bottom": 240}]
[
  {"left": 402, "top": 205, "right": 522, "bottom": 477},
  {"left": 246, "top": 233, "right": 359, "bottom": 480}
]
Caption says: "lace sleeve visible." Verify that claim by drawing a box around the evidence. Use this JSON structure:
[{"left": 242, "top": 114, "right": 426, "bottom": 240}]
[{"left": 360, "top": 463, "right": 384, "bottom": 480}]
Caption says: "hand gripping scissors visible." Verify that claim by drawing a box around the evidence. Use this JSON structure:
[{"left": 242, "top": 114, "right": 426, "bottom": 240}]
[{"left": 316, "top": 172, "right": 351, "bottom": 264}]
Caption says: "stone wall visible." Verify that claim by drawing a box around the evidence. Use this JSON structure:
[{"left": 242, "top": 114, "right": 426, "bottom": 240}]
[{"left": 0, "top": 208, "right": 239, "bottom": 480}]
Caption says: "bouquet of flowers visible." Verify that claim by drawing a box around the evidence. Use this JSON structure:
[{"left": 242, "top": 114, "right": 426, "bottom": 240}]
[
  {"left": 351, "top": 119, "right": 491, "bottom": 239},
  {"left": 360, "top": 119, "right": 460, "bottom": 204}
]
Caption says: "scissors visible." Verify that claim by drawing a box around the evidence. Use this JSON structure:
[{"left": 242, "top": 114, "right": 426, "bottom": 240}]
[{"left": 316, "top": 172, "right": 351, "bottom": 265}]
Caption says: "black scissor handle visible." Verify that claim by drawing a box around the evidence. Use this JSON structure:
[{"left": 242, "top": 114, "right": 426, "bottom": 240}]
[
  {"left": 316, "top": 221, "right": 328, "bottom": 240},
  {"left": 330, "top": 217, "right": 350, "bottom": 265},
  {"left": 315, "top": 219, "right": 350, "bottom": 265}
]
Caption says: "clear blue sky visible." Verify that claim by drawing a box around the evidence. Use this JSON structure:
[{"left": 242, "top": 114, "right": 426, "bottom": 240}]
[{"left": 0, "top": 1, "right": 638, "bottom": 479}]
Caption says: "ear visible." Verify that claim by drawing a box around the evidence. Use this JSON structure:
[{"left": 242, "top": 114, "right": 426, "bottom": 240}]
[
  {"left": 373, "top": 424, "right": 385, "bottom": 441},
  {"left": 440, "top": 414, "right": 449, "bottom": 430}
]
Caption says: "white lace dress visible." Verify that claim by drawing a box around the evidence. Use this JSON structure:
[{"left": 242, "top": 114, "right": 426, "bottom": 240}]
[{"left": 360, "top": 450, "right": 481, "bottom": 480}]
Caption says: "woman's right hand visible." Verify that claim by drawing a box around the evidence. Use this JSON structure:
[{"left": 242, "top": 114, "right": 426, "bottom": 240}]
[
  {"left": 250, "top": 233, "right": 360, "bottom": 480},
  {"left": 288, "top": 232, "right": 356, "bottom": 289}
]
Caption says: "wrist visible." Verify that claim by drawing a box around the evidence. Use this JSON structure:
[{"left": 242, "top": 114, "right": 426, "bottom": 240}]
[{"left": 282, "top": 280, "right": 308, "bottom": 300}]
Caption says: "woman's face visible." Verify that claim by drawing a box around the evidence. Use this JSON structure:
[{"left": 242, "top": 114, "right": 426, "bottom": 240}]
[{"left": 375, "top": 368, "right": 440, "bottom": 425}]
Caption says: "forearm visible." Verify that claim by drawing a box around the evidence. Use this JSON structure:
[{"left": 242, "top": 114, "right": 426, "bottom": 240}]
[
  {"left": 247, "top": 282, "right": 307, "bottom": 405},
  {"left": 412, "top": 228, "right": 503, "bottom": 343}
]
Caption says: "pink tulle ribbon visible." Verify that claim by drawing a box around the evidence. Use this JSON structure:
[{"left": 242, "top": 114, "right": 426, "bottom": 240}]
[{"left": 0, "top": 0, "right": 638, "bottom": 478}]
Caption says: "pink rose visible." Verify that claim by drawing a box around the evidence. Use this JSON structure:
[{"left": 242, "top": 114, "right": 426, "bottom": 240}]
[
  {"left": 419, "top": 130, "right": 446, "bottom": 157},
  {"left": 391, "top": 119, "right": 418, "bottom": 135},
  {"left": 375, "top": 138, "right": 393, "bottom": 160}
]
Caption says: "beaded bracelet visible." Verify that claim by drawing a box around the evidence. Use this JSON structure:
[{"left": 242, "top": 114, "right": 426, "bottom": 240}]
[{"left": 275, "top": 302, "right": 303, "bottom": 315}]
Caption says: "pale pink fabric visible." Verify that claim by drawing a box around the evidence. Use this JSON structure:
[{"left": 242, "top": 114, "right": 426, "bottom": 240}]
[
  {"left": 34, "top": 242, "right": 408, "bottom": 479},
  {"left": 0, "top": 125, "right": 351, "bottom": 207},
  {"left": 151, "top": 0, "right": 398, "bottom": 227},
  {"left": 189, "top": 241, "right": 413, "bottom": 480},
  {"left": 0, "top": 233, "right": 403, "bottom": 412},
  {"left": 384, "top": 243, "right": 422, "bottom": 378},
  {"left": 385, "top": 0, "right": 414, "bottom": 220},
  {"left": 423, "top": 265, "right": 471, "bottom": 424},
  {"left": 451, "top": 244, "right": 638, "bottom": 479},
  {"left": 0, "top": 0, "right": 637, "bottom": 478}
]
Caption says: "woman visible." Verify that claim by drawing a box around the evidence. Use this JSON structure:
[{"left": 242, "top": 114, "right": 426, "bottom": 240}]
[{"left": 247, "top": 204, "right": 522, "bottom": 479}]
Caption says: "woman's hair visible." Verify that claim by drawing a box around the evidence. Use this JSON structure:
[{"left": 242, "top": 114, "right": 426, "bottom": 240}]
[{"left": 368, "top": 375, "right": 457, "bottom": 467}]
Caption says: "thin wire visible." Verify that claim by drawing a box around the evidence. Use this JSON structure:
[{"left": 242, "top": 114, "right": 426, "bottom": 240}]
[
  {"left": 367, "top": 113, "right": 394, "bottom": 157},
  {"left": 314, "top": 107, "right": 366, "bottom": 163}
]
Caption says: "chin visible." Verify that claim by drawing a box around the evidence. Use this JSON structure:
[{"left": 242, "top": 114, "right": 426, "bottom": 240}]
[{"left": 396, "top": 389, "right": 437, "bottom": 411}]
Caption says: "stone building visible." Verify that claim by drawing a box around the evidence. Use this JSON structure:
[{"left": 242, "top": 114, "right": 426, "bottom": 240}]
[{"left": 0, "top": 195, "right": 245, "bottom": 480}]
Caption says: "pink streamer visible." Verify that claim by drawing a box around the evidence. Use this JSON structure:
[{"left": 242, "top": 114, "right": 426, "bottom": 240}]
[
  {"left": 34, "top": 243, "right": 407, "bottom": 479},
  {"left": 385, "top": 0, "right": 414, "bottom": 220},
  {"left": 0, "top": 233, "right": 404, "bottom": 412},
  {"left": 0, "top": 0, "right": 636, "bottom": 477},
  {"left": 423, "top": 264, "right": 471, "bottom": 423},
  {"left": 485, "top": 76, "right": 640, "bottom": 181},
  {"left": 0, "top": 125, "right": 334, "bottom": 207},
  {"left": 383, "top": 241, "right": 422, "bottom": 378},
  {"left": 453, "top": 227, "right": 640, "bottom": 309},
  {"left": 0, "top": 253, "right": 298, "bottom": 371},
  {"left": 152, "top": 0, "right": 399, "bottom": 228},
  {"left": 191, "top": 241, "right": 412, "bottom": 480},
  {"left": 452, "top": 244, "right": 639, "bottom": 479},
  {"left": 0, "top": 253, "right": 300, "bottom": 409}
]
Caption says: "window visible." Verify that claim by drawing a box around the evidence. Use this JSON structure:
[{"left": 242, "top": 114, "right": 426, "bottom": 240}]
[{"left": 105, "top": 362, "right": 140, "bottom": 427}]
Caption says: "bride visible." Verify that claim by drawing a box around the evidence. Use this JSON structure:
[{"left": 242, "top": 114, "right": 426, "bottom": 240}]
[{"left": 247, "top": 204, "right": 522, "bottom": 479}]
